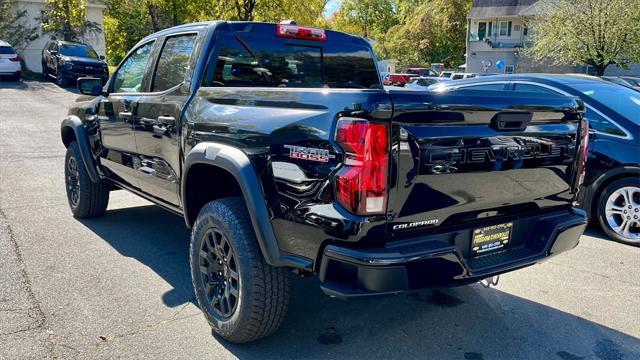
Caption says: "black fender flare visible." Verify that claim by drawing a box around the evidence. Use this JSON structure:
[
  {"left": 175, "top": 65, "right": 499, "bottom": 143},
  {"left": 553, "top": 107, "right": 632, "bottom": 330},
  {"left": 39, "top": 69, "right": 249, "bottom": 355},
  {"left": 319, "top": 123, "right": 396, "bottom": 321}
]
[
  {"left": 60, "top": 116, "right": 101, "bottom": 183},
  {"left": 181, "top": 142, "right": 288, "bottom": 268},
  {"left": 582, "top": 165, "right": 640, "bottom": 218}
]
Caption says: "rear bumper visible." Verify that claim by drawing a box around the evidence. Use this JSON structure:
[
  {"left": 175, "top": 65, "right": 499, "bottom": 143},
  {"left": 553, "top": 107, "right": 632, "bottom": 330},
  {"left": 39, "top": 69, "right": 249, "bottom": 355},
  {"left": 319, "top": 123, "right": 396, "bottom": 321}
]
[{"left": 319, "top": 207, "right": 587, "bottom": 299}]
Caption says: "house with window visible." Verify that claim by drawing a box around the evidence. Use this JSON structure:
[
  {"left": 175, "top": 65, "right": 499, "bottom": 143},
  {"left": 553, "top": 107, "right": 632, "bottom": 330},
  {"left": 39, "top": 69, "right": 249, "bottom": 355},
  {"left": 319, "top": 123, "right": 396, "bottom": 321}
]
[
  {"left": 8, "top": 0, "right": 106, "bottom": 73},
  {"left": 465, "top": 0, "right": 639, "bottom": 75}
]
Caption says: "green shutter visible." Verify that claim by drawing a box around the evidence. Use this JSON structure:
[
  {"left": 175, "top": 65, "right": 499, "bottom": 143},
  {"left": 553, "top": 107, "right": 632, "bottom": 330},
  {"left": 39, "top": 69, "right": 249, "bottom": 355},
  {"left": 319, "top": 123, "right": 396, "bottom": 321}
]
[{"left": 508, "top": 21, "right": 512, "bottom": 36}]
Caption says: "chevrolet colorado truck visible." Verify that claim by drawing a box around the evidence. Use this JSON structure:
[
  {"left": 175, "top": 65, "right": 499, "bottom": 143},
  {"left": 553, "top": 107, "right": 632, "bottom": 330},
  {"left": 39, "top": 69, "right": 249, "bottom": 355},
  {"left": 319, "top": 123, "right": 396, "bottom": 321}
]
[{"left": 61, "top": 21, "right": 589, "bottom": 343}]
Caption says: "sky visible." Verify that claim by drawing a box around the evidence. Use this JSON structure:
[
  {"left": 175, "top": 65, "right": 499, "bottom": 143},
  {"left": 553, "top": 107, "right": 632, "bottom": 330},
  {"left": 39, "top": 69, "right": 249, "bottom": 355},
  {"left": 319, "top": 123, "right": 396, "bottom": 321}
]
[{"left": 323, "top": 0, "right": 342, "bottom": 18}]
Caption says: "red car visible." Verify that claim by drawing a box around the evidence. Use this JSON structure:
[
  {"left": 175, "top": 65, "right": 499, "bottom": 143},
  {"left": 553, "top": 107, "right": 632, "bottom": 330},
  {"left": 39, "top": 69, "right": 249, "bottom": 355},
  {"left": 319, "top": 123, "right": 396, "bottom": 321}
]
[{"left": 385, "top": 67, "right": 438, "bottom": 86}]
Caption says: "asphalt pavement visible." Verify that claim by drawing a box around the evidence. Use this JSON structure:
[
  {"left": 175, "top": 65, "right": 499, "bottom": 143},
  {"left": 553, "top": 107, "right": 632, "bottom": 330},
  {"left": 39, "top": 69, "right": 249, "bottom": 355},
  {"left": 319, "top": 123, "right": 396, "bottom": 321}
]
[{"left": 1, "top": 80, "right": 639, "bottom": 360}]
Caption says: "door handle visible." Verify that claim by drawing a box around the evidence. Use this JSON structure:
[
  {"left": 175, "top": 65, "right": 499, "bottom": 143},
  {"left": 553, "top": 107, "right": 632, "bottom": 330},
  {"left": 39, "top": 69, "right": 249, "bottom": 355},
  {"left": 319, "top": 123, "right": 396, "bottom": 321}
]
[{"left": 157, "top": 116, "right": 175, "bottom": 125}]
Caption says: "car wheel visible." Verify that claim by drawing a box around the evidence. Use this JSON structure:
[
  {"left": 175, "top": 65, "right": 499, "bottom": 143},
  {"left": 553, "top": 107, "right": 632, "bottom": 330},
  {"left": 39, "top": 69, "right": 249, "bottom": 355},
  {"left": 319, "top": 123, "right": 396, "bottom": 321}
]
[
  {"left": 64, "top": 142, "right": 110, "bottom": 218},
  {"left": 597, "top": 177, "right": 640, "bottom": 245},
  {"left": 42, "top": 63, "right": 49, "bottom": 79},
  {"left": 190, "top": 197, "right": 290, "bottom": 343},
  {"left": 56, "top": 70, "right": 68, "bottom": 87}
]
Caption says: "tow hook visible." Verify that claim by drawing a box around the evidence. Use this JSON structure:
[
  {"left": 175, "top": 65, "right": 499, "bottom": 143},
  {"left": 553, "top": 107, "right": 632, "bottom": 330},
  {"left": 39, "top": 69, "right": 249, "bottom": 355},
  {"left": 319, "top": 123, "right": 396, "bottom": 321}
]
[{"left": 480, "top": 275, "right": 500, "bottom": 288}]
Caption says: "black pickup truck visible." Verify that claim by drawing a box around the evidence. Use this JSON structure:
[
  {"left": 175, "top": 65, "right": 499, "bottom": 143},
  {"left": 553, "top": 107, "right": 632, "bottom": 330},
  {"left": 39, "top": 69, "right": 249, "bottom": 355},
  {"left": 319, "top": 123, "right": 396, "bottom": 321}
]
[{"left": 62, "top": 21, "right": 589, "bottom": 343}]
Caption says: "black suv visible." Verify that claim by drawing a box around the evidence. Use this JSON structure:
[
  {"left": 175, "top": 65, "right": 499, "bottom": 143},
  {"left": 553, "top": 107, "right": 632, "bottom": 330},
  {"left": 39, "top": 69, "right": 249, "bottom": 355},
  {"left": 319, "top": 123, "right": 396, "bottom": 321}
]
[
  {"left": 62, "top": 21, "right": 588, "bottom": 343},
  {"left": 42, "top": 40, "right": 109, "bottom": 87}
]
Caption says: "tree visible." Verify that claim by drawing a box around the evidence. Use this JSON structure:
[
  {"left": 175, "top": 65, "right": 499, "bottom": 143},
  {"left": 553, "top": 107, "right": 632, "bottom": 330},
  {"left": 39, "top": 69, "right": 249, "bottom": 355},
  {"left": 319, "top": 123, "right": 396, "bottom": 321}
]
[
  {"left": 525, "top": 0, "right": 640, "bottom": 76},
  {"left": 331, "top": 0, "right": 399, "bottom": 38},
  {"left": 0, "top": 0, "right": 39, "bottom": 52},
  {"left": 40, "top": 0, "right": 101, "bottom": 42},
  {"left": 379, "top": 0, "right": 470, "bottom": 66}
]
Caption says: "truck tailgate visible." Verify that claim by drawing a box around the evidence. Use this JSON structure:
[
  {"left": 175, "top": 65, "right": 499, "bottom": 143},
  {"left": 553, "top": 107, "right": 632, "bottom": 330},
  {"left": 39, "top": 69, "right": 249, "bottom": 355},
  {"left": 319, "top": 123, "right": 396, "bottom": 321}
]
[{"left": 386, "top": 89, "right": 585, "bottom": 236}]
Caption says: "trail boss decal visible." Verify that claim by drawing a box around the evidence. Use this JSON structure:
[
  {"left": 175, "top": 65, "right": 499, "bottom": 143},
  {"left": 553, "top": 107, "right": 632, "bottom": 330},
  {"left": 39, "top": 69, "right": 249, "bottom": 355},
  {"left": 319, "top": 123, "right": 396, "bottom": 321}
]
[{"left": 284, "top": 145, "right": 336, "bottom": 163}]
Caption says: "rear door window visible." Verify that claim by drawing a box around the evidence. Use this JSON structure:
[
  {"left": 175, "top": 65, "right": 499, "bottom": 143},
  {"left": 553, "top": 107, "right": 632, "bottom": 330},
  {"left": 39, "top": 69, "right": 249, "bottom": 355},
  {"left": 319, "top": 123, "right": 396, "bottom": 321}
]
[
  {"left": 152, "top": 33, "right": 197, "bottom": 92},
  {"left": 207, "top": 34, "right": 380, "bottom": 89}
]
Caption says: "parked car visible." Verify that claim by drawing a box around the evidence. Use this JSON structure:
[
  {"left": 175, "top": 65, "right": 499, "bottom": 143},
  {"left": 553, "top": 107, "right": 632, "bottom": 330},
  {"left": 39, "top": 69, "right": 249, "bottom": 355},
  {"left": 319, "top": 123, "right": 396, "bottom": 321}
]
[
  {"left": 450, "top": 72, "right": 477, "bottom": 80},
  {"left": 42, "top": 40, "right": 109, "bottom": 87},
  {"left": 602, "top": 76, "right": 640, "bottom": 91},
  {"left": 406, "top": 67, "right": 438, "bottom": 77},
  {"left": 61, "top": 22, "right": 588, "bottom": 343},
  {"left": 404, "top": 76, "right": 450, "bottom": 90},
  {"left": 431, "top": 74, "right": 640, "bottom": 245},
  {"left": 387, "top": 67, "right": 439, "bottom": 86},
  {"left": 0, "top": 40, "right": 22, "bottom": 81}
]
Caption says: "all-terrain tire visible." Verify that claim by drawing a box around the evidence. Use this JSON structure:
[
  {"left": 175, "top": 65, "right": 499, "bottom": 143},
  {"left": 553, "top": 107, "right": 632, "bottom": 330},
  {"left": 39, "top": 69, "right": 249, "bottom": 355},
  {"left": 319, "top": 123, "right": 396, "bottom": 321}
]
[
  {"left": 64, "top": 141, "right": 109, "bottom": 218},
  {"left": 190, "top": 197, "right": 290, "bottom": 343}
]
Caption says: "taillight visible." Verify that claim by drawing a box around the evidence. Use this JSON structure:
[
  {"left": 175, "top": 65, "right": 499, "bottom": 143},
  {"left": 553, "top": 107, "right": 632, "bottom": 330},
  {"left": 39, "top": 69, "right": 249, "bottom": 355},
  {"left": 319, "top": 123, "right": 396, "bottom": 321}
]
[
  {"left": 276, "top": 24, "right": 326, "bottom": 42},
  {"left": 9, "top": 56, "right": 20, "bottom": 62},
  {"left": 335, "top": 119, "right": 389, "bottom": 215}
]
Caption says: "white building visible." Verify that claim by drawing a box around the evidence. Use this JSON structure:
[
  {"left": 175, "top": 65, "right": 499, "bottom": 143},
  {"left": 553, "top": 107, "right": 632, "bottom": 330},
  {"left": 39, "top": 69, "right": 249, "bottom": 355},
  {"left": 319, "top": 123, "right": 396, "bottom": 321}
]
[
  {"left": 9, "top": 0, "right": 106, "bottom": 73},
  {"left": 377, "top": 59, "right": 398, "bottom": 75},
  {"left": 466, "top": 0, "right": 639, "bottom": 75}
]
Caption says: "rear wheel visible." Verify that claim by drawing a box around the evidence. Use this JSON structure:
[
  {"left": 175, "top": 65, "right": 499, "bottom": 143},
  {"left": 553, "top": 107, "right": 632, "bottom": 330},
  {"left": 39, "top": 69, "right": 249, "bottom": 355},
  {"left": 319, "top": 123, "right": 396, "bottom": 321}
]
[
  {"left": 597, "top": 177, "right": 640, "bottom": 245},
  {"left": 64, "top": 142, "right": 109, "bottom": 218},
  {"left": 190, "top": 197, "right": 290, "bottom": 343}
]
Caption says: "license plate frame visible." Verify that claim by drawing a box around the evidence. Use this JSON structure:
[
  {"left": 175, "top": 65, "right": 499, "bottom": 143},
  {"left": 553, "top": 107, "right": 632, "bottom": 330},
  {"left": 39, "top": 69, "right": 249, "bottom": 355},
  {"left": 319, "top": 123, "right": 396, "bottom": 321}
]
[{"left": 471, "top": 222, "right": 513, "bottom": 256}]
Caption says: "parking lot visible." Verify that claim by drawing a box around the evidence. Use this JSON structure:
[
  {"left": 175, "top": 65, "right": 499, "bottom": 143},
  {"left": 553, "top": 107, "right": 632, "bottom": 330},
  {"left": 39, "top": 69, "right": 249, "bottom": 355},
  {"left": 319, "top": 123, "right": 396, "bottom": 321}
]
[{"left": 1, "top": 80, "right": 639, "bottom": 359}]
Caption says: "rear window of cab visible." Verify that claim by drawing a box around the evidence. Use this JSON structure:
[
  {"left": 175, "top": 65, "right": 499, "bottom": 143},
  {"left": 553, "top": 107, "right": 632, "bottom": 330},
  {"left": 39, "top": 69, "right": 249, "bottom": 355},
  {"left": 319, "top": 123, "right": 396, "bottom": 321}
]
[{"left": 204, "top": 32, "right": 381, "bottom": 89}]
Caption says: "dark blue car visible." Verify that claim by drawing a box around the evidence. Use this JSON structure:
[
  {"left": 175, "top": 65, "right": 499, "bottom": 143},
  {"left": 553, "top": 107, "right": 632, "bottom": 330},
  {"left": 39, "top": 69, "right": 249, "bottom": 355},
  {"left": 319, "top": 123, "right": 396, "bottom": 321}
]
[{"left": 431, "top": 74, "right": 640, "bottom": 245}]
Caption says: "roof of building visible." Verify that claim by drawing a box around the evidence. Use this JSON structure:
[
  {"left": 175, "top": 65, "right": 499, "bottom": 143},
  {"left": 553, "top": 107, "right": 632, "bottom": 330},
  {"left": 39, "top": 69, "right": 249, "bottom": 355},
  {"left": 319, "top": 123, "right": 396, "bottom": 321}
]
[{"left": 468, "top": 0, "right": 542, "bottom": 19}]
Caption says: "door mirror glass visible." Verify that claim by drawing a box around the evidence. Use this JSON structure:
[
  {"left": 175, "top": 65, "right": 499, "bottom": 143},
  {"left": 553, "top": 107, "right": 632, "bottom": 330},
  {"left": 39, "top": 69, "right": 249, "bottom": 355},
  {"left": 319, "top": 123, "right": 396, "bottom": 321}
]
[
  {"left": 99, "top": 55, "right": 105, "bottom": 60},
  {"left": 78, "top": 77, "right": 103, "bottom": 96}
]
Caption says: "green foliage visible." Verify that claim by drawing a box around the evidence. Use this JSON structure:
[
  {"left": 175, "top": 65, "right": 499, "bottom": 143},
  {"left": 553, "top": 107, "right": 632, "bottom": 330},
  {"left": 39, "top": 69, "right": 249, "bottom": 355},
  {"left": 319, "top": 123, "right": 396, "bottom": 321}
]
[
  {"left": 40, "top": 0, "right": 102, "bottom": 42},
  {"left": 103, "top": 0, "right": 328, "bottom": 66},
  {"left": 525, "top": 0, "right": 640, "bottom": 76},
  {"left": 330, "top": 0, "right": 471, "bottom": 67},
  {"left": 0, "top": 0, "right": 39, "bottom": 52}
]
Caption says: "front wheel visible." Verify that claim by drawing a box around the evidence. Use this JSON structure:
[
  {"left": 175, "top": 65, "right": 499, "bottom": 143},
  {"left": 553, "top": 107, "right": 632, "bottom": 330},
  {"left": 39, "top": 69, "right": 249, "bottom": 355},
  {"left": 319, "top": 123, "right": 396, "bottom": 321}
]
[
  {"left": 64, "top": 142, "right": 110, "bottom": 218},
  {"left": 597, "top": 177, "right": 640, "bottom": 245},
  {"left": 190, "top": 197, "right": 290, "bottom": 343}
]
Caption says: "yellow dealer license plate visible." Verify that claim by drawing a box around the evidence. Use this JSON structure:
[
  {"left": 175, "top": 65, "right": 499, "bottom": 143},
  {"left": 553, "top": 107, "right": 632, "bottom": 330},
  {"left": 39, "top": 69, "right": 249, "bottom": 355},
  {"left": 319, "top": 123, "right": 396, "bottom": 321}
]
[{"left": 471, "top": 223, "right": 512, "bottom": 256}]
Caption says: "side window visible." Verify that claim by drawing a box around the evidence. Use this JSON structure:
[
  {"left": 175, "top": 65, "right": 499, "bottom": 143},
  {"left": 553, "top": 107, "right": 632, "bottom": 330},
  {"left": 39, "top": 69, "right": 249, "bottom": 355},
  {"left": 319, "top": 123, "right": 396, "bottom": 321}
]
[
  {"left": 586, "top": 108, "right": 626, "bottom": 137},
  {"left": 112, "top": 41, "right": 155, "bottom": 93},
  {"left": 461, "top": 83, "right": 506, "bottom": 91},
  {"left": 513, "top": 83, "right": 558, "bottom": 94},
  {"left": 152, "top": 34, "right": 197, "bottom": 92}
]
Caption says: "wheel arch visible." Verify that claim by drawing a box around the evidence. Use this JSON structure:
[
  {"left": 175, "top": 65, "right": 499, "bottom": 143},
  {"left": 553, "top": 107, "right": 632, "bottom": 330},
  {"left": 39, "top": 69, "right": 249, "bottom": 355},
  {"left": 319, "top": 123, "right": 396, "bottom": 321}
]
[
  {"left": 60, "top": 116, "right": 100, "bottom": 183},
  {"left": 181, "top": 142, "right": 289, "bottom": 268},
  {"left": 585, "top": 165, "right": 640, "bottom": 219}
]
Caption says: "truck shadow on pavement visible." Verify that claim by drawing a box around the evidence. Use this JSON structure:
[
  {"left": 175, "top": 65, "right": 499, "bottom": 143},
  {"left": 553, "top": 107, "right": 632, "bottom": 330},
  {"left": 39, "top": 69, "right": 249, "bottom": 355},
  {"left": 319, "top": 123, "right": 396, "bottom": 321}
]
[{"left": 79, "top": 205, "right": 640, "bottom": 359}]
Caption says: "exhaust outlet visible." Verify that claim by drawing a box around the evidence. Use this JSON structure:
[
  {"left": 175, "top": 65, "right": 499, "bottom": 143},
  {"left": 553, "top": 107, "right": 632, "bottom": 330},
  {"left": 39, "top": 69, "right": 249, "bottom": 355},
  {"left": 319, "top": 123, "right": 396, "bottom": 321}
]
[{"left": 480, "top": 275, "right": 500, "bottom": 288}]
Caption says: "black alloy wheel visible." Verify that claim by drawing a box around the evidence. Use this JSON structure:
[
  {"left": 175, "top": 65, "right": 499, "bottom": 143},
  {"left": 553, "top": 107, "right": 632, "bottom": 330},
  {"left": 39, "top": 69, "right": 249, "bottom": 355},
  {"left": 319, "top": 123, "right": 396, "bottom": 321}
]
[{"left": 198, "top": 227, "right": 240, "bottom": 319}]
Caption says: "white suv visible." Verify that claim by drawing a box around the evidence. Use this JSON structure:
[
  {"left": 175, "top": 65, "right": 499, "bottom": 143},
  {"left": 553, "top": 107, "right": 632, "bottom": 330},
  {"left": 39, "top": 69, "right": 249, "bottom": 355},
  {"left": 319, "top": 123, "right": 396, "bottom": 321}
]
[{"left": 0, "top": 40, "right": 22, "bottom": 81}]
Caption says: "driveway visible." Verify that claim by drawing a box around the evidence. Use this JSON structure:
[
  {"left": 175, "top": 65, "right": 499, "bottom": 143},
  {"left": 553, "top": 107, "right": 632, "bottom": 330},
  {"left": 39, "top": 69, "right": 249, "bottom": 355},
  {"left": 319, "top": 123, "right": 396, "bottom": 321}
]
[{"left": 1, "top": 81, "right": 639, "bottom": 359}]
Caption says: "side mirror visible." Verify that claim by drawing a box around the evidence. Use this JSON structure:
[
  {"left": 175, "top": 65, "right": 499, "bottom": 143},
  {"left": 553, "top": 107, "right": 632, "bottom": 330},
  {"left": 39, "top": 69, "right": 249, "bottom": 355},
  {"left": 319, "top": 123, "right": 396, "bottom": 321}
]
[
  {"left": 77, "top": 77, "right": 103, "bottom": 96},
  {"left": 99, "top": 55, "right": 105, "bottom": 60},
  {"left": 50, "top": 50, "right": 58, "bottom": 56}
]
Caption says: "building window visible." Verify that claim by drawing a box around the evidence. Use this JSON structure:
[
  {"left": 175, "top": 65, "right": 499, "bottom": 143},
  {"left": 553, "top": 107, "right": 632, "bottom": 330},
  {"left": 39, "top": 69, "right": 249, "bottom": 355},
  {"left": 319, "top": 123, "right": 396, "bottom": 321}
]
[
  {"left": 499, "top": 21, "right": 512, "bottom": 36},
  {"left": 523, "top": 26, "right": 529, "bottom": 36},
  {"left": 513, "top": 24, "right": 521, "bottom": 32},
  {"left": 504, "top": 65, "right": 515, "bottom": 74}
]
